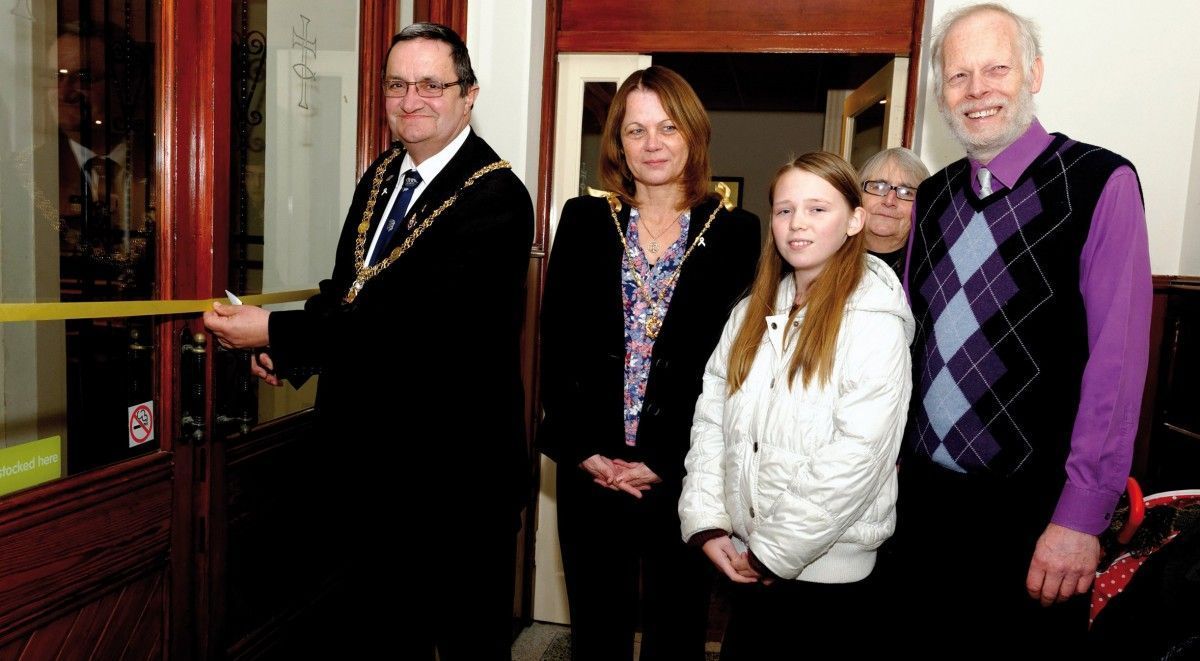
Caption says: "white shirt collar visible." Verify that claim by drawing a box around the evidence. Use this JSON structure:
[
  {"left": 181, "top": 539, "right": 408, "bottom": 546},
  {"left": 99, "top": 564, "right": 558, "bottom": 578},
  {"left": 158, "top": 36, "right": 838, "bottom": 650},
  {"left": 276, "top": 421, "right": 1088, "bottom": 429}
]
[
  {"left": 401, "top": 125, "right": 472, "bottom": 185},
  {"left": 68, "top": 139, "right": 127, "bottom": 169},
  {"left": 363, "top": 125, "right": 473, "bottom": 265}
]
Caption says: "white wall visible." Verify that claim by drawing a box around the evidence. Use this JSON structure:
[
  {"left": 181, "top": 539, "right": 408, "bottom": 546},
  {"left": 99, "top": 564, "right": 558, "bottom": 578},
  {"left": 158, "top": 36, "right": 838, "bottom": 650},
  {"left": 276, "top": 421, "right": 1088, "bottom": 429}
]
[
  {"left": 913, "top": 0, "right": 1200, "bottom": 276},
  {"left": 1180, "top": 95, "right": 1200, "bottom": 274},
  {"left": 467, "top": 0, "right": 544, "bottom": 189},
  {"left": 710, "top": 110, "right": 825, "bottom": 224}
]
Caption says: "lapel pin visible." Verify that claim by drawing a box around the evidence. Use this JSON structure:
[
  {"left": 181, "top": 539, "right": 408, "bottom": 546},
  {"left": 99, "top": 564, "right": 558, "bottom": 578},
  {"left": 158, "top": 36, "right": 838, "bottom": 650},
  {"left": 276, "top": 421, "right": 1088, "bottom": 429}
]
[{"left": 697, "top": 237, "right": 706, "bottom": 247}]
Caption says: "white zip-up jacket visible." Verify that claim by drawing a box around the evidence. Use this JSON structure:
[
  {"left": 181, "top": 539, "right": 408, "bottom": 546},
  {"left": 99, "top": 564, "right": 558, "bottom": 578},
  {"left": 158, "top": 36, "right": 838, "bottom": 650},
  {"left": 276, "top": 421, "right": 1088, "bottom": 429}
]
[{"left": 679, "top": 256, "right": 915, "bottom": 583}]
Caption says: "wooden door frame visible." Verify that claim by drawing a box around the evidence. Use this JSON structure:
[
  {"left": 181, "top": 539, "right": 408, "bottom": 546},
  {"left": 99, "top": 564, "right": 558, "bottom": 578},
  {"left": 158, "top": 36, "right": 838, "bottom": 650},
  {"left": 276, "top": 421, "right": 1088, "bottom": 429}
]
[
  {"left": 417, "top": 0, "right": 468, "bottom": 40},
  {"left": 357, "top": 1, "right": 399, "bottom": 177},
  {"left": 162, "top": 1, "right": 233, "bottom": 657}
]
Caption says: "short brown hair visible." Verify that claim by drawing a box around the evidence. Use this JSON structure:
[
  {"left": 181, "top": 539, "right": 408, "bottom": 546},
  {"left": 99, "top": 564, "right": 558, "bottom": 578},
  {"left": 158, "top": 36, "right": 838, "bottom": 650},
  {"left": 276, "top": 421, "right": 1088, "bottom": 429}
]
[
  {"left": 383, "top": 23, "right": 476, "bottom": 95},
  {"left": 598, "top": 66, "right": 714, "bottom": 209}
]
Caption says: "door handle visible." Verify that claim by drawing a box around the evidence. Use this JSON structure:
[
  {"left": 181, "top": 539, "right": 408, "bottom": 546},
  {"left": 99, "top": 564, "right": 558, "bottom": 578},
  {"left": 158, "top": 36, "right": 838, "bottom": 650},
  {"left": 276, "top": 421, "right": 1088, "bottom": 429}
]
[
  {"left": 214, "top": 344, "right": 255, "bottom": 434},
  {"left": 180, "top": 330, "right": 206, "bottom": 444}
]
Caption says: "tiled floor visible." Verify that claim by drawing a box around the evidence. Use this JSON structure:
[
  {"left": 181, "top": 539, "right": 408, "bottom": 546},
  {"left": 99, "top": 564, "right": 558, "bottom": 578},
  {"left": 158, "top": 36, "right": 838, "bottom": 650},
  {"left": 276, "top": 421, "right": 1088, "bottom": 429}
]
[
  {"left": 513, "top": 585, "right": 732, "bottom": 659},
  {"left": 511, "top": 622, "right": 722, "bottom": 661},
  {"left": 511, "top": 622, "right": 570, "bottom": 660}
]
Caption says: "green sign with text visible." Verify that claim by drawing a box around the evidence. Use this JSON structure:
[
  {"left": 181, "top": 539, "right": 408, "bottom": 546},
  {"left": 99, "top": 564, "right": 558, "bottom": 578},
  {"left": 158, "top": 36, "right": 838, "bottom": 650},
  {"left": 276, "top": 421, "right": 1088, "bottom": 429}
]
[{"left": 0, "top": 436, "right": 63, "bottom": 496}]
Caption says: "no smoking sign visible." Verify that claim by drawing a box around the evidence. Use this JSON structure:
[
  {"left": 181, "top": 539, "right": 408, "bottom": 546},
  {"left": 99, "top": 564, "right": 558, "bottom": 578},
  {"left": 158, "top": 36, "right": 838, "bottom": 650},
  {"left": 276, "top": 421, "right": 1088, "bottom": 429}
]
[{"left": 128, "top": 401, "right": 155, "bottom": 447}]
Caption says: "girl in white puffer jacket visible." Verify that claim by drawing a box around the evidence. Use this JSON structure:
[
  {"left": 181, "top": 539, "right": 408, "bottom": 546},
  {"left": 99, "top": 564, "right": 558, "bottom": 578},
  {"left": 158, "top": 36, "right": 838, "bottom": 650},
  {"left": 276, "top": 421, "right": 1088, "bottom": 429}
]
[{"left": 678, "top": 152, "right": 914, "bottom": 660}]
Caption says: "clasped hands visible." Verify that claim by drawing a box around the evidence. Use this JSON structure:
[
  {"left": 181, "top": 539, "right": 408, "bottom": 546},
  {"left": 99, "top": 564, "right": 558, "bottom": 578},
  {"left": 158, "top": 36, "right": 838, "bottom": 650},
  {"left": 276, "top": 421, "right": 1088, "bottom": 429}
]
[
  {"left": 701, "top": 536, "right": 772, "bottom": 586},
  {"left": 579, "top": 454, "right": 661, "bottom": 499}
]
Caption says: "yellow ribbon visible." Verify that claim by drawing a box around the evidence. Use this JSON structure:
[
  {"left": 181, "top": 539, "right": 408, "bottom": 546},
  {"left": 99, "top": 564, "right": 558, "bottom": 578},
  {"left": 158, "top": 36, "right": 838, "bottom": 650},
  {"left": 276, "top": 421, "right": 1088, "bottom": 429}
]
[{"left": 0, "top": 289, "right": 317, "bottom": 323}]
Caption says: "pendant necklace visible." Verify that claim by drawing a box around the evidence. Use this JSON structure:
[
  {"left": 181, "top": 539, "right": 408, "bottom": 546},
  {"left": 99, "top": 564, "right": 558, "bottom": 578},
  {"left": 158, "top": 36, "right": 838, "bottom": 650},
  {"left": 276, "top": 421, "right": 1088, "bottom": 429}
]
[
  {"left": 609, "top": 196, "right": 720, "bottom": 339},
  {"left": 638, "top": 212, "right": 680, "bottom": 257}
]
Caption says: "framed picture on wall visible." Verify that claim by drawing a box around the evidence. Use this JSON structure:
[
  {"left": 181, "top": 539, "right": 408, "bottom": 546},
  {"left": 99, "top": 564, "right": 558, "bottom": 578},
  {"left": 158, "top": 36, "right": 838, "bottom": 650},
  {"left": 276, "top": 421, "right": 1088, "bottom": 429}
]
[{"left": 711, "top": 175, "right": 743, "bottom": 210}]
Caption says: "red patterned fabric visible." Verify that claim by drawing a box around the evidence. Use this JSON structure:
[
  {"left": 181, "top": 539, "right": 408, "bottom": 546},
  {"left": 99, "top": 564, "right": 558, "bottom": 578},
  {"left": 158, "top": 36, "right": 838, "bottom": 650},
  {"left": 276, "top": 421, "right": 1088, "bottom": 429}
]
[{"left": 1091, "top": 490, "right": 1200, "bottom": 626}]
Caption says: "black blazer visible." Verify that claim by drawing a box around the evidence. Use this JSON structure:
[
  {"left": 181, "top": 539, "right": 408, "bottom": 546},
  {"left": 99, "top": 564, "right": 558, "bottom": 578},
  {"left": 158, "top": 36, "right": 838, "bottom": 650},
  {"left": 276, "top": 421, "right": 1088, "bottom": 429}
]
[
  {"left": 538, "top": 194, "right": 760, "bottom": 489},
  {"left": 269, "top": 130, "right": 535, "bottom": 519}
]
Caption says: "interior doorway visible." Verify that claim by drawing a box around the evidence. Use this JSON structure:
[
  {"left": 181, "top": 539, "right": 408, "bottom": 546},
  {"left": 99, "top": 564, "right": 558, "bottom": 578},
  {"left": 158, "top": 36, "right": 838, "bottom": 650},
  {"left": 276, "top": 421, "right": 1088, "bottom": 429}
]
[{"left": 654, "top": 52, "right": 896, "bottom": 223}]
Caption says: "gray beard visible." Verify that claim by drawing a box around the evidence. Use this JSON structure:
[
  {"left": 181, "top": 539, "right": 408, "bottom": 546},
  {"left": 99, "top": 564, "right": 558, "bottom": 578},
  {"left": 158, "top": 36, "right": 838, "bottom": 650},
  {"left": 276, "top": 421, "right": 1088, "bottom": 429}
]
[{"left": 941, "top": 86, "right": 1037, "bottom": 162}]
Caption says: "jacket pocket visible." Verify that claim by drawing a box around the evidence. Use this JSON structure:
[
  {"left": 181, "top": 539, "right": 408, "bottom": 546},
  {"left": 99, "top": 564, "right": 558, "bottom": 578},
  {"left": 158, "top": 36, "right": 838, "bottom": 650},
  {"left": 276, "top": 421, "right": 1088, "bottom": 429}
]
[{"left": 753, "top": 443, "right": 809, "bottom": 521}]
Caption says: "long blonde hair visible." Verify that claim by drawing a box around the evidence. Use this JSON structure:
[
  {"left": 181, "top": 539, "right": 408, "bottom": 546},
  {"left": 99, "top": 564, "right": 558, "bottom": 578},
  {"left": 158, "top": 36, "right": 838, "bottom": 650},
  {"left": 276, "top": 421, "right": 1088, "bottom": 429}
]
[{"left": 727, "top": 152, "right": 866, "bottom": 393}]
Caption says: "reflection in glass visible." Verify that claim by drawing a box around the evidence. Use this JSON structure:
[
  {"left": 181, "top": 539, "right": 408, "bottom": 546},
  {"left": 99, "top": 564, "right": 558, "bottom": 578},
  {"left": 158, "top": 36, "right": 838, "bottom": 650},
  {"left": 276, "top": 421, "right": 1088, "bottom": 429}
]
[{"left": 0, "top": 2, "right": 160, "bottom": 491}]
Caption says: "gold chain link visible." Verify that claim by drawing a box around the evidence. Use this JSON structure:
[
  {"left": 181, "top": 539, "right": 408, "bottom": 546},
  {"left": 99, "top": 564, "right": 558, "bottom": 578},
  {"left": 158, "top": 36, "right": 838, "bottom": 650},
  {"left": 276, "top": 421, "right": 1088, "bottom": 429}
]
[{"left": 344, "top": 153, "right": 511, "bottom": 303}]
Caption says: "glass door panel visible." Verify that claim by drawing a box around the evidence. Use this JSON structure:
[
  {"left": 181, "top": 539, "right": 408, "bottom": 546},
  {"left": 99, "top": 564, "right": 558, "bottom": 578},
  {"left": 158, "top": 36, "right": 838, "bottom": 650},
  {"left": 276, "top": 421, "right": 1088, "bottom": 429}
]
[
  {"left": 0, "top": 0, "right": 161, "bottom": 495},
  {"left": 220, "top": 0, "right": 362, "bottom": 430}
]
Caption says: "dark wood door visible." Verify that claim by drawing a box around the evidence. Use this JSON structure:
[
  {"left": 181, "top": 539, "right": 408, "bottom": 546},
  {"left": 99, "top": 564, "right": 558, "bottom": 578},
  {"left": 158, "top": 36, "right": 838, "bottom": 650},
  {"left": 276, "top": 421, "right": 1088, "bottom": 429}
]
[
  {"left": 0, "top": 3, "right": 506, "bottom": 658},
  {"left": 0, "top": 1, "right": 222, "bottom": 657}
]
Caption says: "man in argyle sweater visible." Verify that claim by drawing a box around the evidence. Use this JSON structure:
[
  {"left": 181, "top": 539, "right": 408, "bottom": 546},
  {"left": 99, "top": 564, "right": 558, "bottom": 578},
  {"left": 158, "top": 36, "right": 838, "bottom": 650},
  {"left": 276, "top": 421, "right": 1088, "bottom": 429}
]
[{"left": 890, "top": 4, "right": 1151, "bottom": 655}]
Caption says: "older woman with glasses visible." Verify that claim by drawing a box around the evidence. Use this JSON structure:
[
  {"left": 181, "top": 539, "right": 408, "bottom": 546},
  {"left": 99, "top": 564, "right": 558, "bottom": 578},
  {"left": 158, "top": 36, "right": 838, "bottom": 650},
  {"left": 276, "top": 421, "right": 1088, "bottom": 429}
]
[
  {"left": 858, "top": 147, "right": 930, "bottom": 275},
  {"left": 538, "top": 65, "right": 760, "bottom": 661}
]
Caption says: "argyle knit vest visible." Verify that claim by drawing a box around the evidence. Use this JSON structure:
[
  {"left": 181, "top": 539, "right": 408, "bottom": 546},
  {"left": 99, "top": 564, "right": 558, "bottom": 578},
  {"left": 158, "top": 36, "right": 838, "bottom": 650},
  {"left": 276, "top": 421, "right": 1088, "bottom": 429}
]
[{"left": 905, "top": 134, "right": 1132, "bottom": 478}]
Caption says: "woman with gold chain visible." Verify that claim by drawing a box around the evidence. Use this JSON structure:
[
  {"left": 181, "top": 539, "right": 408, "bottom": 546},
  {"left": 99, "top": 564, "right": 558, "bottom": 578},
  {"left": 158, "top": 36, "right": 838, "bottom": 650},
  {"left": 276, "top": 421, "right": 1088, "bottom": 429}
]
[{"left": 538, "top": 65, "right": 760, "bottom": 661}]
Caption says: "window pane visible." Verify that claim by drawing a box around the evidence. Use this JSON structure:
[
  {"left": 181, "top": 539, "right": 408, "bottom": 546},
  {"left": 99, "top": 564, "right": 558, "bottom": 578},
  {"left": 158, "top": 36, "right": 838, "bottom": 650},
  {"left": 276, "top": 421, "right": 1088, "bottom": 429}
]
[
  {"left": 218, "top": 1, "right": 361, "bottom": 431},
  {"left": 0, "top": 1, "right": 160, "bottom": 496}
]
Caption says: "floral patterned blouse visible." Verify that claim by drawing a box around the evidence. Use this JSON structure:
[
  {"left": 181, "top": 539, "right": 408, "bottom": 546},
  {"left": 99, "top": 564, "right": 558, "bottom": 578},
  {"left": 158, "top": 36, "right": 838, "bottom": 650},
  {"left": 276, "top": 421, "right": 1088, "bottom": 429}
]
[{"left": 622, "top": 207, "right": 691, "bottom": 446}]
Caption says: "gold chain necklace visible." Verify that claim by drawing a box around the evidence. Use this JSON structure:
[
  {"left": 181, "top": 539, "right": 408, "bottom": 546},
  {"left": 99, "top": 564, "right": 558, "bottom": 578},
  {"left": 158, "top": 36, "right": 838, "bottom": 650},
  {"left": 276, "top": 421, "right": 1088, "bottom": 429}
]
[
  {"left": 609, "top": 195, "right": 721, "bottom": 339},
  {"left": 344, "top": 149, "right": 511, "bottom": 303},
  {"left": 637, "top": 211, "right": 681, "bottom": 257}
]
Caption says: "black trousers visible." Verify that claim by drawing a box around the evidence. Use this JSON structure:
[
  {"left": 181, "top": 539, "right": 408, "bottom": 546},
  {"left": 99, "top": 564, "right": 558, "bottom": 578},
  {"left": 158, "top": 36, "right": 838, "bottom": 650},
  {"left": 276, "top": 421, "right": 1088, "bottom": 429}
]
[
  {"left": 334, "top": 512, "right": 518, "bottom": 661},
  {"left": 413, "top": 530, "right": 517, "bottom": 660},
  {"left": 885, "top": 460, "right": 1089, "bottom": 658},
  {"left": 720, "top": 572, "right": 883, "bottom": 661},
  {"left": 557, "top": 468, "right": 711, "bottom": 661}
]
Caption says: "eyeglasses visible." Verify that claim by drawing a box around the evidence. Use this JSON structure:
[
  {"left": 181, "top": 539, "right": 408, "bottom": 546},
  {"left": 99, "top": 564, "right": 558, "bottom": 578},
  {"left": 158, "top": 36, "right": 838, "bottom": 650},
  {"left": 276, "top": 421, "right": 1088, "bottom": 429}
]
[
  {"left": 381, "top": 78, "right": 463, "bottom": 98},
  {"left": 863, "top": 180, "right": 917, "bottom": 202}
]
